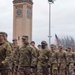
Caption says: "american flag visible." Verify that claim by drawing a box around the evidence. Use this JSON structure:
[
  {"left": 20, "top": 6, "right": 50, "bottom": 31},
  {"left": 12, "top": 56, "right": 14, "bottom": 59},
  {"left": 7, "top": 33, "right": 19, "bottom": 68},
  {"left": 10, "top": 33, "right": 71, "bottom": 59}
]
[{"left": 55, "top": 34, "right": 60, "bottom": 46}]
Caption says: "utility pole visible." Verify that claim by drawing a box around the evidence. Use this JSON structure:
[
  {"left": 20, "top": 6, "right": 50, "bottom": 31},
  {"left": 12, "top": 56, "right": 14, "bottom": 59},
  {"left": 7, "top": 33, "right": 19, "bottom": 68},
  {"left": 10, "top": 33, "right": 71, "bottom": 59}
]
[{"left": 48, "top": 0, "right": 55, "bottom": 47}]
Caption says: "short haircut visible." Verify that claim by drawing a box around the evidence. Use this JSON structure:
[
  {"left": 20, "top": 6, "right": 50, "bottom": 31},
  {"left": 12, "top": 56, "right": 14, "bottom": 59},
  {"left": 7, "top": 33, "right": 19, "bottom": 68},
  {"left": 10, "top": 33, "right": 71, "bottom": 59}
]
[{"left": 31, "top": 41, "right": 35, "bottom": 44}]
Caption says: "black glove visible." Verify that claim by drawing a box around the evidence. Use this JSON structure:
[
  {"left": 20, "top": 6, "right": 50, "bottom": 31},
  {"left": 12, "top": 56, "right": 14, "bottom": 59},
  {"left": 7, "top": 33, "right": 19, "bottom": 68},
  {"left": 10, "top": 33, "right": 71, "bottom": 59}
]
[
  {"left": 0, "top": 63, "right": 4, "bottom": 72},
  {"left": 47, "top": 65, "right": 51, "bottom": 68},
  {"left": 74, "top": 63, "right": 75, "bottom": 66},
  {"left": 74, "top": 69, "right": 75, "bottom": 72},
  {"left": 31, "top": 65, "right": 37, "bottom": 68},
  {"left": 35, "top": 65, "right": 37, "bottom": 68},
  {"left": 15, "top": 66, "right": 18, "bottom": 68},
  {"left": 0, "top": 63, "right": 4, "bottom": 67},
  {"left": 66, "top": 64, "right": 69, "bottom": 67}
]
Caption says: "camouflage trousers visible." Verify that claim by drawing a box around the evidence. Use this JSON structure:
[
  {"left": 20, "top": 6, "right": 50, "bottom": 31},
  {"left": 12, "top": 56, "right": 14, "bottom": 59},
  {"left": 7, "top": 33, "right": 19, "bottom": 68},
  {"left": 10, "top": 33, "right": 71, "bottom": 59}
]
[
  {"left": 18, "top": 66, "right": 37, "bottom": 75},
  {"left": 73, "top": 63, "right": 75, "bottom": 75},
  {"left": 68, "top": 63, "right": 74, "bottom": 75},
  {"left": 31, "top": 67, "right": 37, "bottom": 75},
  {"left": 58, "top": 63, "right": 66, "bottom": 75},
  {"left": 18, "top": 66, "right": 31, "bottom": 75},
  {"left": 37, "top": 65, "right": 49, "bottom": 75},
  {"left": 0, "top": 67, "right": 10, "bottom": 75},
  {"left": 12, "top": 66, "right": 18, "bottom": 75},
  {"left": 51, "top": 63, "right": 58, "bottom": 75}
]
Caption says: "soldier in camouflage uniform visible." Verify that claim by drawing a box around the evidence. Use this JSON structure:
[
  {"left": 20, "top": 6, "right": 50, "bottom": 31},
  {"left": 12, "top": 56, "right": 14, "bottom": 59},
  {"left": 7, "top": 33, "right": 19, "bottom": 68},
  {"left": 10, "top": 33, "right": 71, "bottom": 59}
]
[
  {"left": 2, "top": 32, "right": 12, "bottom": 48},
  {"left": 0, "top": 33, "right": 12, "bottom": 75},
  {"left": 12, "top": 39, "right": 19, "bottom": 51},
  {"left": 50, "top": 44, "right": 58, "bottom": 75},
  {"left": 18, "top": 36, "right": 36, "bottom": 75},
  {"left": 37, "top": 45, "right": 41, "bottom": 50},
  {"left": 37, "top": 41, "right": 51, "bottom": 75},
  {"left": 9, "top": 39, "right": 20, "bottom": 75},
  {"left": 73, "top": 50, "right": 75, "bottom": 74},
  {"left": 53, "top": 45, "right": 57, "bottom": 51},
  {"left": 56, "top": 45, "right": 66, "bottom": 75},
  {"left": 65, "top": 47, "right": 74, "bottom": 75},
  {"left": 30, "top": 41, "right": 38, "bottom": 75}
]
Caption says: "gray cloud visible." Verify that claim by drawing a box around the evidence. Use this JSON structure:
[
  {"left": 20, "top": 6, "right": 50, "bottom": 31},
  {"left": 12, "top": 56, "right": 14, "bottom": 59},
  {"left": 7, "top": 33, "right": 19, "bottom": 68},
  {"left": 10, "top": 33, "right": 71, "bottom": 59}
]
[{"left": 0, "top": 0, "right": 75, "bottom": 46}]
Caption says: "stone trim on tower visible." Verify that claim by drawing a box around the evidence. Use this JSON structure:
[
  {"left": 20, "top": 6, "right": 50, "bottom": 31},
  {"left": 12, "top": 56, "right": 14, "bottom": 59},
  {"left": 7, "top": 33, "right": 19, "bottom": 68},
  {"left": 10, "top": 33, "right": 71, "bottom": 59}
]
[{"left": 13, "top": 0, "right": 33, "bottom": 5}]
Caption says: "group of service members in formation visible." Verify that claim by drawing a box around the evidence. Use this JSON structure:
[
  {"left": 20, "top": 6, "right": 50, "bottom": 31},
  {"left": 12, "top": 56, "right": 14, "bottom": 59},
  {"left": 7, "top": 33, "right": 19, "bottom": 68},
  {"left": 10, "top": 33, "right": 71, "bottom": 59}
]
[{"left": 0, "top": 32, "right": 75, "bottom": 75}]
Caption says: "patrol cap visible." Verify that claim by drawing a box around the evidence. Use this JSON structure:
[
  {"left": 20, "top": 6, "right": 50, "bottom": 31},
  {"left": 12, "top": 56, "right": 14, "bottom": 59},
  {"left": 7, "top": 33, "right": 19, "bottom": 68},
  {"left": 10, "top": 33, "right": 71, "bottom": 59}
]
[
  {"left": 12, "top": 39, "right": 17, "bottom": 41},
  {"left": 30, "top": 41, "right": 35, "bottom": 44},
  {"left": 3, "top": 32, "right": 8, "bottom": 37},
  {"left": 0, "top": 34, "right": 3, "bottom": 36},
  {"left": 21, "top": 35, "right": 28, "bottom": 40},
  {"left": 0, "top": 32, "right": 4, "bottom": 36},
  {"left": 37, "top": 44, "right": 41, "bottom": 47},
  {"left": 50, "top": 44, "right": 54, "bottom": 47},
  {"left": 0, "top": 32, "right": 8, "bottom": 37},
  {"left": 67, "top": 47, "right": 71, "bottom": 49},
  {"left": 41, "top": 41, "right": 47, "bottom": 45}
]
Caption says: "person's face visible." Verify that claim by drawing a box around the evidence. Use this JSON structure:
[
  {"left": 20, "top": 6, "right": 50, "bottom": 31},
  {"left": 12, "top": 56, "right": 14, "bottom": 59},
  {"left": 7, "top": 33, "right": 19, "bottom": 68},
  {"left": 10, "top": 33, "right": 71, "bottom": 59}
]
[
  {"left": 4, "top": 34, "right": 7, "bottom": 40},
  {"left": 0, "top": 35, "right": 4, "bottom": 41},
  {"left": 54, "top": 46, "right": 57, "bottom": 50},
  {"left": 50, "top": 47, "right": 54, "bottom": 51},
  {"left": 38, "top": 46, "right": 41, "bottom": 49},
  {"left": 31, "top": 43, "right": 35, "bottom": 46},
  {"left": 58, "top": 46, "right": 63, "bottom": 51},
  {"left": 13, "top": 40, "right": 17, "bottom": 44},
  {"left": 41, "top": 43, "right": 46, "bottom": 49},
  {"left": 22, "top": 38, "right": 28, "bottom": 44},
  {"left": 67, "top": 48, "right": 71, "bottom": 52}
]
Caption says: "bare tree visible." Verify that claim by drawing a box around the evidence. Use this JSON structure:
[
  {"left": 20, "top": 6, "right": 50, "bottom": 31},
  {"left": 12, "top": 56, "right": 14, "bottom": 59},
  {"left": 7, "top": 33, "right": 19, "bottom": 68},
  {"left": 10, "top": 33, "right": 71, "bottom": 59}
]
[{"left": 59, "top": 36, "right": 75, "bottom": 51}]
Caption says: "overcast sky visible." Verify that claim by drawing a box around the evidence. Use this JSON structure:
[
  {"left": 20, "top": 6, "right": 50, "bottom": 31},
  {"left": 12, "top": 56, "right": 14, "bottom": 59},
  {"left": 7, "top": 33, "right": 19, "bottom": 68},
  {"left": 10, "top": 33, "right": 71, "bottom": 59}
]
[{"left": 0, "top": 0, "right": 75, "bottom": 46}]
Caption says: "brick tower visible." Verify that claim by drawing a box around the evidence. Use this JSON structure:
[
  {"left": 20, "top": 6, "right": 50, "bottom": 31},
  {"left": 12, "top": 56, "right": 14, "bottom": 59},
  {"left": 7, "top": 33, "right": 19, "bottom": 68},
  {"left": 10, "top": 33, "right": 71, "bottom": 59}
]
[{"left": 13, "top": 0, "right": 33, "bottom": 45}]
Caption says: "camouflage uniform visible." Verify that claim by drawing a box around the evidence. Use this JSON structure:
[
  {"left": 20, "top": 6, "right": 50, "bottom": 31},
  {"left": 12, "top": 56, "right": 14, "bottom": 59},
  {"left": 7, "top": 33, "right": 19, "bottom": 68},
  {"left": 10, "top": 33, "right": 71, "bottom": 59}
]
[
  {"left": 0, "top": 41, "right": 11, "bottom": 75},
  {"left": 10, "top": 45, "right": 20, "bottom": 75},
  {"left": 65, "top": 48, "right": 74, "bottom": 75},
  {"left": 11, "top": 44, "right": 19, "bottom": 51},
  {"left": 11, "top": 39, "right": 19, "bottom": 51},
  {"left": 2, "top": 32, "right": 12, "bottom": 49},
  {"left": 30, "top": 44, "right": 38, "bottom": 75},
  {"left": 37, "top": 41, "right": 51, "bottom": 75},
  {"left": 50, "top": 44, "right": 58, "bottom": 75},
  {"left": 56, "top": 46, "right": 66, "bottom": 75},
  {"left": 72, "top": 51, "right": 75, "bottom": 74},
  {"left": 18, "top": 36, "right": 36, "bottom": 75}
]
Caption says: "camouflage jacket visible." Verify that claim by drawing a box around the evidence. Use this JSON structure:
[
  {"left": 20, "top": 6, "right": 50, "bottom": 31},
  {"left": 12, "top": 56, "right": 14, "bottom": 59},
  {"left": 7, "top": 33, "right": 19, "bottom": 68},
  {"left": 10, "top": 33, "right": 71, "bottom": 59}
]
[
  {"left": 37, "top": 47, "right": 51, "bottom": 66},
  {"left": 50, "top": 50, "right": 58, "bottom": 64},
  {"left": 0, "top": 42, "right": 11, "bottom": 66},
  {"left": 65, "top": 52, "right": 74, "bottom": 64},
  {"left": 73, "top": 52, "right": 75, "bottom": 62},
  {"left": 30, "top": 45, "right": 38, "bottom": 66},
  {"left": 19, "top": 43, "right": 36, "bottom": 67},
  {"left": 11, "top": 44, "right": 19, "bottom": 51},
  {"left": 11, "top": 45, "right": 20, "bottom": 66},
  {"left": 56, "top": 50, "right": 66, "bottom": 63}
]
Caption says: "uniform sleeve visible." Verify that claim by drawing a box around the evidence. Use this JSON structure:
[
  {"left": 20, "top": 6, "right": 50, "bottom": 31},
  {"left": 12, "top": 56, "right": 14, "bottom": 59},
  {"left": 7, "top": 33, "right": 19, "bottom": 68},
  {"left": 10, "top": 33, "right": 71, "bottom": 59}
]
[
  {"left": 6, "top": 43, "right": 12, "bottom": 56},
  {"left": 2, "top": 43, "right": 12, "bottom": 65},
  {"left": 30, "top": 46, "right": 37, "bottom": 67},
  {"left": 48, "top": 50, "right": 51, "bottom": 66},
  {"left": 72, "top": 52, "right": 74, "bottom": 60},
  {"left": 18, "top": 47, "right": 24, "bottom": 66},
  {"left": 55, "top": 51, "right": 58, "bottom": 63},
  {"left": 11, "top": 46, "right": 20, "bottom": 66}
]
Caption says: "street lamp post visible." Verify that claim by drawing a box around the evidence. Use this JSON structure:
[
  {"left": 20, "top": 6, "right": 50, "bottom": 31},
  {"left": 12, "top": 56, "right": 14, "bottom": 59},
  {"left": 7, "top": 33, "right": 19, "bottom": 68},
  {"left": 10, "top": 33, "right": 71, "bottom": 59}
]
[{"left": 48, "top": 0, "right": 54, "bottom": 47}]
